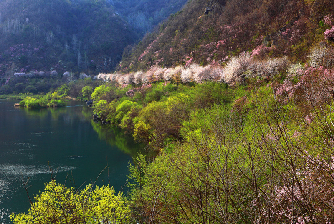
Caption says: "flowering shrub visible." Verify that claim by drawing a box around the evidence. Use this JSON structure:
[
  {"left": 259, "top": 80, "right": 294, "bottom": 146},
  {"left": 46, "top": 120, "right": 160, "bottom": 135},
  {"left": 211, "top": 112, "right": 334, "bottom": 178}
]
[
  {"left": 307, "top": 44, "right": 334, "bottom": 68},
  {"left": 97, "top": 73, "right": 112, "bottom": 82},
  {"left": 251, "top": 45, "right": 275, "bottom": 59},
  {"left": 134, "top": 71, "right": 144, "bottom": 85},
  {"left": 162, "top": 68, "right": 174, "bottom": 81},
  {"left": 180, "top": 65, "right": 195, "bottom": 83},
  {"left": 275, "top": 65, "right": 334, "bottom": 109},
  {"left": 266, "top": 154, "right": 334, "bottom": 223},
  {"left": 153, "top": 67, "right": 167, "bottom": 81},
  {"left": 287, "top": 63, "right": 304, "bottom": 77},
  {"left": 163, "top": 66, "right": 182, "bottom": 82},
  {"left": 324, "top": 14, "right": 333, "bottom": 26},
  {"left": 221, "top": 52, "right": 252, "bottom": 84},
  {"left": 221, "top": 52, "right": 289, "bottom": 84},
  {"left": 324, "top": 26, "right": 334, "bottom": 41},
  {"left": 126, "top": 89, "right": 135, "bottom": 97},
  {"left": 123, "top": 73, "right": 134, "bottom": 85},
  {"left": 98, "top": 54, "right": 289, "bottom": 86}
]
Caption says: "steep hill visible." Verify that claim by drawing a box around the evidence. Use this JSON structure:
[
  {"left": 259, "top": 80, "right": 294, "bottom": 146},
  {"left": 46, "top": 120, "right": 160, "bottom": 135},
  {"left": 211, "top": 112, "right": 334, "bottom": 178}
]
[
  {"left": 118, "top": 0, "right": 334, "bottom": 72},
  {"left": 0, "top": 0, "right": 137, "bottom": 78}
]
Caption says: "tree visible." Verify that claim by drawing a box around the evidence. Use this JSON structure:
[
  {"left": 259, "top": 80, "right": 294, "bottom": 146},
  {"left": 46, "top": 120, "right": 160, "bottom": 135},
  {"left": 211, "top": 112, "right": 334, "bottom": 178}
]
[
  {"left": 82, "top": 85, "right": 93, "bottom": 100},
  {"left": 11, "top": 180, "right": 131, "bottom": 223}
]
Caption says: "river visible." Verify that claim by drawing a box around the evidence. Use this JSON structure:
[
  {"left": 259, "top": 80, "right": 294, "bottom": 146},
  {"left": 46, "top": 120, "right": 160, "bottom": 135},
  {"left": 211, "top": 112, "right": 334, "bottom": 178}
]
[{"left": 0, "top": 99, "right": 141, "bottom": 223}]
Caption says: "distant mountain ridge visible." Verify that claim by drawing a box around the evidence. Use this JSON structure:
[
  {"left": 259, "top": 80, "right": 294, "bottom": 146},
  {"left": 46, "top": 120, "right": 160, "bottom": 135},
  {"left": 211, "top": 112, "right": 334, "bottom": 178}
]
[{"left": 0, "top": 0, "right": 137, "bottom": 77}]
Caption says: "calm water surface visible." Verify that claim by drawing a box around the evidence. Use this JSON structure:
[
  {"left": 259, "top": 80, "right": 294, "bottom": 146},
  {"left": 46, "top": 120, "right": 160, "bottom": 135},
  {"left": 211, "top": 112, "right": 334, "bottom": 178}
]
[{"left": 0, "top": 100, "right": 139, "bottom": 223}]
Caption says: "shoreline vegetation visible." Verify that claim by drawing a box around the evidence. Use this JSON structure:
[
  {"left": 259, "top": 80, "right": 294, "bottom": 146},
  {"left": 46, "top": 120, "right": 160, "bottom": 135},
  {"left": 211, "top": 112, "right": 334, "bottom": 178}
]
[{"left": 17, "top": 92, "right": 67, "bottom": 109}]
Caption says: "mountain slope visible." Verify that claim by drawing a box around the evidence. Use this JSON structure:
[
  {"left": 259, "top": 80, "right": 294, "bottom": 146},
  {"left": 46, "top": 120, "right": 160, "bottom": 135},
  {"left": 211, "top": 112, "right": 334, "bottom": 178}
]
[
  {"left": 118, "top": 0, "right": 334, "bottom": 72},
  {"left": 0, "top": 0, "right": 137, "bottom": 77}
]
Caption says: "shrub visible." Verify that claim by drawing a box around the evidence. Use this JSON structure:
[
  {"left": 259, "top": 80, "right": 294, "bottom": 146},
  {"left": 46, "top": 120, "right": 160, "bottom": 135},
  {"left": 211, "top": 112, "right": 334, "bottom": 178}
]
[
  {"left": 222, "top": 52, "right": 252, "bottom": 84},
  {"left": 133, "top": 71, "right": 144, "bottom": 85},
  {"left": 222, "top": 52, "right": 289, "bottom": 84},
  {"left": 93, "top": 100, "right": 110, "bottom": 121},
  {"left": 195, "top": 65, "right": 223, "bottom": 83},
  {"left": 81, "top": 86, "right": 93, "bottom": 101},
  {"left": 11, "top": 181, "right": 131, "bottom": 223},
  {"left": 115, "top": 100, "right": 139, "bottom": 123},
  {"left": 308, "top": 44, "right": 334, "bottom": 68},
  {"left": 324, "top": 26, "right": 334, "bottom": 41},
  {"left": 266, "top": 154, "right": 334, "bottom": 223},
  {"left": 20, "top": 97, "right": 41, "bottom": 109},
  {"left": 274, "top": 65, "right": 334, "bottom": 111}
]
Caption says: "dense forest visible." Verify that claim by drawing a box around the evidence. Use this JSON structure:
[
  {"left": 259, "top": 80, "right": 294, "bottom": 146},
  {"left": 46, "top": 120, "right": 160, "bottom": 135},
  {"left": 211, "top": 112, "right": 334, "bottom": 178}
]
[
  {"left": 8, "top": 0, "right": 334, "bottom": 223},
  {"left": 0, "top": 0, "right": 138, "bottom": 76}
]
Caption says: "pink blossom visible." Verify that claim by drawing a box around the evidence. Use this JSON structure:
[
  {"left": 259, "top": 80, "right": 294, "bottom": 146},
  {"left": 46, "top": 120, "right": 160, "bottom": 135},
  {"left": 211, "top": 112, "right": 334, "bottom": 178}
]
[
  {"left": 324, "top": 15, "right": 333, "bottom": 26},
  {"left": 185, "top": 57, "right": 193, "bottom": 67},
  {"left": 305, "top": 115, "right": 312, "bottom": 124},
  {"left": 324, "top": 26, "right": 334, "bottom": 41}
]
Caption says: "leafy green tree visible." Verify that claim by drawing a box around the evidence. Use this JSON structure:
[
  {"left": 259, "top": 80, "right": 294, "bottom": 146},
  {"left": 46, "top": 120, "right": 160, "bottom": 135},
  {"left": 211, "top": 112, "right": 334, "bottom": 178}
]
[
  {"left": 11, "top": 180, "right": 131, "bottom": 223},
  {"left": 82, "top": 86, "right": 94, "bottom": 101}
]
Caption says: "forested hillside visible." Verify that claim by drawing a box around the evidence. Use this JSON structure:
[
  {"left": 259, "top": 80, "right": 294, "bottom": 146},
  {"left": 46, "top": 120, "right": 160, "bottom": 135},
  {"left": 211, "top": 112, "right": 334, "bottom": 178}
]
[
  {"left": 119, "top": 0, "right": 334, "bottom": 72},
  {"left": 0, "top": 0, "right": 136, "bottom": 78}
]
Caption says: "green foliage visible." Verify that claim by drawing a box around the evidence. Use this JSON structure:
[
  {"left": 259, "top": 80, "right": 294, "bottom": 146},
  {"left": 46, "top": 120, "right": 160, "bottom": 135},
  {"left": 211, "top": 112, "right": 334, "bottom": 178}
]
[
  {"left": 128, "top": 82, "right": 334, "bottom": 223},
  {"left": 144, "top": 82, "right": 176, "bottom": 104},
  {"left": 81, "top": 86, "right": 94, "bottom": 101},
  {"left": 19, "top": 96, "right": 42, "bottom": 109},
  {"left": 19, "top": 90, "right": 67, "bottom": 109},
  {"left": 115, "top": 100, "right": 135, "bottom": 122},
  {"left": 14, "top": 74, "right": 334, "bottom": 222},
  {"left": 57, "top": 84, "right": 70, "bottom": 97},
  {"left": 91, "top": 84, "right": 113, "bottom": 102},
  {"left": 92, "top": 81, "right": 237, "bottom": 150},
  {"left": 94, "top": 99, "right": 110, "bottom": 120},
  {"left": 11, "top": 180, "right": 131, "bottom": 224}
]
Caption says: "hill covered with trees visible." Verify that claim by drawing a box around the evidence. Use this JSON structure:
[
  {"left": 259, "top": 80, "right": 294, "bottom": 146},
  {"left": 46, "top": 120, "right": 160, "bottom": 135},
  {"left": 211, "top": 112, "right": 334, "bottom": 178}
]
[
  {"left": 118, "top": 0, "right": 334, "bottom": 72},
  {"left": 0, "top": 0, "right": 137, "bottom": 78}
]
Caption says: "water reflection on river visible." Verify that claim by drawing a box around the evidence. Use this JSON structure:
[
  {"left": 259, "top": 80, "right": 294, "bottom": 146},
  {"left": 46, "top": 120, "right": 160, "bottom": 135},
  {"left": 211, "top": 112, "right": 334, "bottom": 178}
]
[{"left": 0, "top": 100, "right": 141, "bottom": 223}]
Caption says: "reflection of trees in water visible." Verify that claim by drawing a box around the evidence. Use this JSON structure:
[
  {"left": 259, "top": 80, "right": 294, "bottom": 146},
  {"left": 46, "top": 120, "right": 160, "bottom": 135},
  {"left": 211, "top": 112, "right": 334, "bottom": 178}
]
[
  {"left": 20, "top": 103, "right": 148, "bottom": 159},
  {"left": 81, "top": 106, "right": 93, "bottom": 120},
  {"left": 20, "top": 101, "right": 90, "bottom": 122},
  {"left": 20, "top": 106, "right": 69, "bottom": 121},
  {"left": 21, "top": 107, "right": 49, "bottom": 118},
  {"left": 90, "top": 121, "right": 149, "bottom": 159}
]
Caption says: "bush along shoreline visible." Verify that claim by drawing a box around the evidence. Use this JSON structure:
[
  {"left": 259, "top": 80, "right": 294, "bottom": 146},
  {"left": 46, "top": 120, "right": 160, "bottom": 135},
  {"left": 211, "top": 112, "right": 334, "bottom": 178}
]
[
  {"left": 18, "top": 93, "right": 67, "bottom": 109},
  {"left": 15, "top": 78, "right": 101, "bottom": 109}
]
